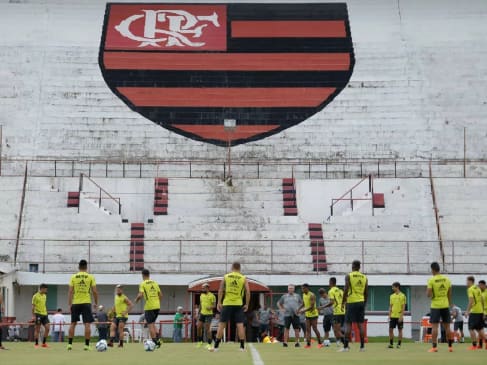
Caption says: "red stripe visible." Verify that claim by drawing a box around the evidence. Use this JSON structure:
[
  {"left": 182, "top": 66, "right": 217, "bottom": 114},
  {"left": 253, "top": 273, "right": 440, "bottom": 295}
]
[
  {"left": 173, "top": 125, "right": 279, "bottom": 142},
  {"left": 231, "top": 20, "right": 346, "bottom": 38},
  {"left": 117, "top": 87, "right": 336, "bottom": 107},
  {"left": 103, "top": 52, "right": 350, "bottom": 71}
]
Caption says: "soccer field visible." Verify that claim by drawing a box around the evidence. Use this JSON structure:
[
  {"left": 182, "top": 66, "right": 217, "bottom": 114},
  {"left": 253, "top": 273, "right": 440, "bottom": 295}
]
[{"left": 0, "top": 342, "right": 486, "bottom": 365}]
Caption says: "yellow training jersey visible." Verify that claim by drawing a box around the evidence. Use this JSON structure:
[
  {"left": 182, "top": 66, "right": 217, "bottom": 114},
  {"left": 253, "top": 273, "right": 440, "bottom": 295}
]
[
  {"left": 139, "top": 280, "right": 161, "bottom": 310},
  {"left": 69, "top": 271, "right": 96, "bottom": 305},
  {"left": 467, "top": 285, "right": 483, "bottom": 314},
  {"left": 114, "top": 294, "right": 129, "bottom": 318},
  {"left": 347, "top": 271, "right": 367, "bottom": 303},
  {"left": 303, "top": 292, "right": 319, "bottom": 318},
  {"left": 427, "top": 274, "right": 451, "bottom": 309},
  {"left": 32, "top": 292, "right": 47, "bottom": 316},
  {"left": 200, "top": 292, "right": 216, "bottom": 315},
  {"left": 328, "top": 287, "right": 345, "bottom": 315},
  {"left": 389, "top": 292, "right": 406, "bottom": 319},
  {"left": 223, "top": 272, "right": 246, "bottom": 306},
  {"left": 481, "top": 290, "right": 487, "bottom": 316}
]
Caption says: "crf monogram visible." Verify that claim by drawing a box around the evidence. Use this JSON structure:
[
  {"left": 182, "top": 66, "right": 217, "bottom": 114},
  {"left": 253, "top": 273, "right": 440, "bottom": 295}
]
[{"left": 115, "top": 9, "right": 220, "bottom": 47}]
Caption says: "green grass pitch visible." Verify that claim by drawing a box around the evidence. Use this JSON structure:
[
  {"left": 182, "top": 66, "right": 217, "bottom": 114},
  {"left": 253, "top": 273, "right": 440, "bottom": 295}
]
[{"left": 0, "top": 341, "right": 485, "bottom": 365}]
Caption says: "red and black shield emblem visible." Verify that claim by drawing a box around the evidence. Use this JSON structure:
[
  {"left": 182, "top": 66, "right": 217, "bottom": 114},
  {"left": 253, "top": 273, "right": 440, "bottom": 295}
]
[{"left": 99, "top": 3, "right": 354, "bottom": 146}]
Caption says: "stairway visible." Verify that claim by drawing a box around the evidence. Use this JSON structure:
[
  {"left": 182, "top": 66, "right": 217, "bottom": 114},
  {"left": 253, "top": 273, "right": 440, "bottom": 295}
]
[
  {"left": 309, "top": 223, "right": 327, "bottom": 272},
  {"left": 282, "top": 178, "right": 298, "bottom": 216},
  {"left": 154, "top": 177, "right": 168, "bottom": 215},
  {"left": 130, "top": 223, "right": 144, "bottom": 271}
]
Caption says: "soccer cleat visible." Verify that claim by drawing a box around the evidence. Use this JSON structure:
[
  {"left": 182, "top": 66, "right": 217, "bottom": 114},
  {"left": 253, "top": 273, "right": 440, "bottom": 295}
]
[
  {"left": 41, "top": 343, "right": 49, "bottom": 348},
  {"left": 317, "top": 343, "right": 324, "bottom": 349},
  {"left": 83, "top": 345, "right": 91, "bottom": 351},
  {"left": 448, "top": 347, "right": 453, "bottom": 352},
  {"left": 196, "top": 341, "right": 203, "bottom": 348},
  {"left": 359, "top": 347, "right": 366, "bottom": 352},
  {"left": 338, "top": 347, "right": 350, "bottom": 352},
  {"left": 428, "top": 347, "right": 438, "bottom": 353},
  {"left": 283, "top": 343, "right": 288, "bottom": 347},
  {"left": 155, "top": 340, "right": 161, "bottom": 349},
  {"left": 304, "top": 345, "right": 311, "bottom": 349},
  {"left": 34, "top": 344, "right": 40, "bottom": 349},
  {"left": 208, "top": 346, "right": 218, "bottom": 352},
  {"left": 388, "top": 344, "right": 394, "bottom": 349},
  {"left": 467, "top": 345, "right": 477, "bottom": 351},
  {"left": 396, "top": 344, "right": 401, "bottom": 349},
  {"left": 67, "top": 344, "right": 72, "bottom": 351},
  {"left": 107, "top": 342, "right": 114, "bottom": 347},
  {"left": 0, "top": 346, "right": 7, "bottom": 350},
  {"left": 239, "top": 347, "right": 246, "bottom": 352},
  {"left": 117, "top": 344, "right": 123, "bottom": 348},
  {"left": 294, "top": 342, "right": 300, "bottom": 348}
]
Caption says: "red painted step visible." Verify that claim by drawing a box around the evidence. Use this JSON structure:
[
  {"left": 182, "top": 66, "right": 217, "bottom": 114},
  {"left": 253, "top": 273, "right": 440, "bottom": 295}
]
[
  {"left": 130, "top": 223, "right": 145, "bottom": 271},
  {"left": 67, "top": 192, "right": 80, "bottom": 207},
  {"left": 154, "top": 178, "right": 169, "bottom": 215},
  {"left": 372, "top": 193, "right": 385, "bottom": 208},
  {"left": 308, "top": 223, "right": 327, "bottom": 272}
]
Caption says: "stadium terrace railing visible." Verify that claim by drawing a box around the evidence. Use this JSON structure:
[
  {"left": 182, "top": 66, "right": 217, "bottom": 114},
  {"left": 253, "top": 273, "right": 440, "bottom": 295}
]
[
  {"left": 1, "top": 158, "right": 487, "bottom": 179},
  {"left": 1, "top": 239, "right": 485, "bottom": 275}
]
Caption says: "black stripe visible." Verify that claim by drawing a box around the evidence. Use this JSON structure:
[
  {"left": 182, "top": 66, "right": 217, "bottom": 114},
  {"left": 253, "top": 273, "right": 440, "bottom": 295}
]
[
  {"left": 227, "top": 38, "right": 353, "bottom": 53},
  {"left": 103, "top": 70, "right": 352, "bottom": 88},
  {"left": 134, "top": 106, "right": 321, "bottom": 126},
  {"left": 227, "top": 3, "right": 349, "bottom": 20}
]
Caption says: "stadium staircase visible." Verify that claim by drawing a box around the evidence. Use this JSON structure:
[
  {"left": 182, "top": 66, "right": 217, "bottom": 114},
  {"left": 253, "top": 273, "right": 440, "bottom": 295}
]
[
  {"left": 282, "top": 178, "right": 298, "bottom": 216},
  {"left": 154, "top": 177, "right": 168, "bottom": 216},
  {"left": 130, "top": 223, "right": 145, "bottom": 271},
  {"left": 308, "top": 223, "right": 327, "bottom": 272}
]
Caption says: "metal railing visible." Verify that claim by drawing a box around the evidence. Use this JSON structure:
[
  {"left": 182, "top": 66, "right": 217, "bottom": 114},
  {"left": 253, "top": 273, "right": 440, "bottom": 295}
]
[
  {"left": 2, "top": 238, "right": 486, "bottom": 275},
  {"left": 1, "top": 157, "right": 487, "bottom": 179},
  {"left": 79, "top": 173, "right": 122, "bottom": 215},
  {"left": 330, "top": 175, "right": 372, "bottom": 216}
]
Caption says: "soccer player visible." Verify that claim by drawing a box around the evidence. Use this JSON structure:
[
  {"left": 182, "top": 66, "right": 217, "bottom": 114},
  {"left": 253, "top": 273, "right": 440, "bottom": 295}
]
[
  {"left": 479, "top": 280, "right": 487, "bottom": 349},
  {"left": 317, "top": 288, "right": 333, "bottom": 346},
  {"left": 426, "top": 261, "right": 453, "bottom": 353},
  {"left": 210, "top": 262, "right": 250, "bottom": 352},
  {"left": 465, "top": 276, "right": 485, "bottom": 350},
  {"left": 134, "top": 269, "right": 163, "bottom": 348},
  {"left": 341, "top": 260, "right": 368, "bottom": 352},
  {"left": 328, "top": 277, "right": 345, "bottom": 347},
  {"left": 388, "top": 282, "right": 406, "bottom": 349},
  {"left": 67, "top": 259, "right": 98, "bottom": 351},
  {"left": 196, "top": 282, "right": 216, "bottom": 349},
  {"left": 32, "top": 284, "right": 50, "bottom": 348},
  {"left": 0, "top": 291, "right": 5, "bottom": 350},
  {"left": 277, "top": 284, "right": 303, "bottom": 348},
  {"left": 298, "top": 284, "right": 323, "bottom": 349},
  {"left": 109, "top": 284, "right": 133, "bottom": 348}
]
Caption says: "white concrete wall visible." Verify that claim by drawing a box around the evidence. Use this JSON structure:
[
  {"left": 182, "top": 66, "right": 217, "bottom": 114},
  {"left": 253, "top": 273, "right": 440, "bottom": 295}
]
[{"left": 0, "top": 0, "right": 486, "bottom": 164}]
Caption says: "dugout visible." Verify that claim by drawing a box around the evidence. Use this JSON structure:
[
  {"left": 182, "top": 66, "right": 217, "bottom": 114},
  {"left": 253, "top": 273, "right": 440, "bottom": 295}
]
[{"left": 188, "top": 277, "right": 271, "bottom": 342}]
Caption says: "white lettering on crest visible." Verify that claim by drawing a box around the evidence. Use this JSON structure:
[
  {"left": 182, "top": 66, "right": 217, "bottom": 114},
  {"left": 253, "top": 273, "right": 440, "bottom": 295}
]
[{"left": 115, "top": 9, "right": 220, "bottom": 48}]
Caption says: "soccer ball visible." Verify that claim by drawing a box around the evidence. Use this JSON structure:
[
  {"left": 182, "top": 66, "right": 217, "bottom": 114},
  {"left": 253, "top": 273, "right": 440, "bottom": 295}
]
[
  {"left": 144, "top": 339, "right": 156, "bottom": 352},
  {"left": 324, "top": 339, "right": 331, "bottom": 347},
  {"left": 96, "top": 339, "right": 108, "bottom": 352}
]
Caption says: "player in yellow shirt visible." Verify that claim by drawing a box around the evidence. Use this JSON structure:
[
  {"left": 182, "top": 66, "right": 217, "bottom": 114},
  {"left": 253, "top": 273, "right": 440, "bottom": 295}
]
[
  {"left": 196, "top": 282, "right": 216, "bottom": 349},
  {"left": 479, "top": 280, "right": 487, "bottom": 349},
  {"left": 465, "top": 276, "right": 485, "bottom": 350},
  {"left": 32, "top": 284, "right": 50, "bottom": 348},
  {"left": 108, "top": 284, "right": 133, "bottom": 348},
  {"left": 67, "top": 259, "right": 98, "bottom": 351},
  {"left": 426, "top": 261, "right": 453, "bottom": 353},
  {"left": 298, "top": 283, "right": 323, "bottom": 349},
  {"left": 134, "top": 269, "right": 162, "bottom": 348},
  {"left": 328, "top": 277, "right": 346, "bottom": 347},
  {"left": 341, "top": 260, "right": 368, "bottom": 352},
  {"left": 388, "top": 282, "right": 406, "bottom": 349},
  {"left": 210, "top": 262, "right": 250, "bottom": 352}
]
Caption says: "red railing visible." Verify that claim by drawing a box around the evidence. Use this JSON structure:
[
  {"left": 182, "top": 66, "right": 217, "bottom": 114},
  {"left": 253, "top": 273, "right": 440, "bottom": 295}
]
[{"left": 330, "top": 175, "right": 373, "bottom": 216}]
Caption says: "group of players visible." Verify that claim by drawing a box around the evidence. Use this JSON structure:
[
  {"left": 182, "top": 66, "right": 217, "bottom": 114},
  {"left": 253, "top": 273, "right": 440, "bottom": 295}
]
[{"left": 0, "top": 259, "right": 486, "bottom": 353}]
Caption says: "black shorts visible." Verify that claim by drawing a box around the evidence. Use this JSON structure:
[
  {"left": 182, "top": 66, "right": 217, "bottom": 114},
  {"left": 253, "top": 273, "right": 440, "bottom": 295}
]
[
  {"left": 145, "top": 309, "right": 160, "bottom": 324},
  {"left": 220, "top": 305, "right": 245, "bottom": 324},
  {"left": 429, "top": 308, "right": 450, "bottom": 324},
  {"left": 453, "top": 321, "right": 464, "bottom": 331},
  {"left": 323, "top": 315, "right": 333, "bottom": 332},
  {"left": 71, "top": 304, "right": 94, "bottom": 323},
  {"left": 389, "top": 318, "right": 403, "bottom": 329},
  {"left": 284, "top": 315, "right": 300, "bottom": 329},
  {"left": 468, "top": 313, "right": 484, "bottom": 330},
  {"left": 345, "top": 302, "right": 365, "bottom": 323},
  {"left": 484, "top": 317, "right": 487, "bottom": 328},
  {"left": 333, "top": 314, "right": 345, "bottom": 327},
  {"left": 198, "top": 314, "right": 213, "bottom": 324},
  {"left": 113, "top": 317, "right": 128, "bottom": 326},
  {"left": 35, "top": 314, "right": 50, "bottom": 326}
]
